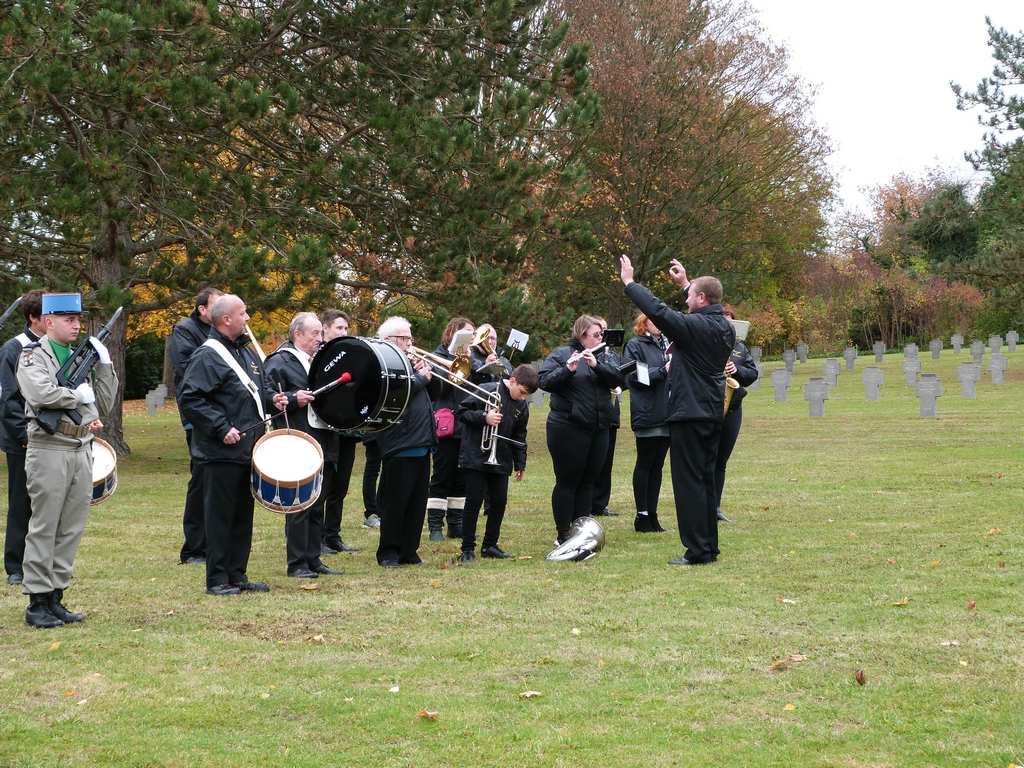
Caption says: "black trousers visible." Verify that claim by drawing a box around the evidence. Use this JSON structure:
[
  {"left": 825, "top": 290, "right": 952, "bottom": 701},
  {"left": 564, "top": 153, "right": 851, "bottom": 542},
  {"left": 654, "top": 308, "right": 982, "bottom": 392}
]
[
  {"left": 461, "top": 469, "right": 509, "bottom": 552},
  {"left": 669, "top": 420, "right": 722, "bottom": 563},
  {"left": 715, "top": 407, "right": 743, "bottom": 509},
  {"left": 284, "top": 475, "right": 325, "bottom": 574},
  {"left": 361, "top": 440, "right": 382, "bottom": 517},
  {"left": 376, "top": 453, "right": 430, "bottom": 564},
  {"left": 546, "top": 420, "right": 608, "bottom": 541},
  {"left": 427, "top": 438, "right": 465, "bottom": 529},
  {"left": 179, "top": 430, "right": 206, "bottom": 562},
  {"left": 3, "top": 451, "right": 30, "bottom": 578},
  {"left": 202, "top": 461, "right": 255, "bottom": 588},
  {"left": 322, "top": 436, "right": 358, "bottom": 542},
  {"left": 591, "top": 426, "right": 617, "bottom": 515},
  {"left": 632, "top": 435, "right": 671, "bottom": 515}
]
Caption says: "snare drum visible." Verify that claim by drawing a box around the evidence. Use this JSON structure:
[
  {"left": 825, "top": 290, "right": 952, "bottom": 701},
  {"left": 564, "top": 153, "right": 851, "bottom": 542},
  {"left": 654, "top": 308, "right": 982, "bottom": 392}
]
[
  {"left": 251, "top": 429, "right": 324, "bottom": 513},
  {"left": 91, "top": 437, "right": 118, "bottom": 505},
  {"left": 308, "top": 336, "right": 413, "bottom": 432}
]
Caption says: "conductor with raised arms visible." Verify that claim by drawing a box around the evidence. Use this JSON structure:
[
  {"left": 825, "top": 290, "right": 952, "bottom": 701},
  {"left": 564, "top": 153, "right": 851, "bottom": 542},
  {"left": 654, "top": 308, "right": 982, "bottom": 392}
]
[{"left": 619, "top": 256, "right": 735, "bottom": 566}]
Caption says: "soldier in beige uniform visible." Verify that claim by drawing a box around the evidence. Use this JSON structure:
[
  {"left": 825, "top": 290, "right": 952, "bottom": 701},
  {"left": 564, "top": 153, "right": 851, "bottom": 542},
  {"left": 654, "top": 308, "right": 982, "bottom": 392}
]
[{"left": 16, "top": 293, "right": 118, "bottom": 628}]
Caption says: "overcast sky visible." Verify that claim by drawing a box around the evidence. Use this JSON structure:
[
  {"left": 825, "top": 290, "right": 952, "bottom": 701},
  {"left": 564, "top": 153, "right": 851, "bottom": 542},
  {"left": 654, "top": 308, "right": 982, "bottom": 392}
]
[{"left": 744, "top": 0, "right": 1024, "bottom": 214}]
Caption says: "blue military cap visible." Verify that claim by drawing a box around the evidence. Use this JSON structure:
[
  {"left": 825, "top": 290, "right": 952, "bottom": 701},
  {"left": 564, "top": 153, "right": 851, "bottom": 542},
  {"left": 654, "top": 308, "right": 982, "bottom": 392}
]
[{"left": 42, "top": 293, "right": 82, "bottom": 315}]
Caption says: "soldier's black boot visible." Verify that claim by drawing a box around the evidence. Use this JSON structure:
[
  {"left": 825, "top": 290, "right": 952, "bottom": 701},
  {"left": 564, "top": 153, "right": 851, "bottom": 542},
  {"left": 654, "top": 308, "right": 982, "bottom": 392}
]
[
  {"left": 48, "top": 589, "right": 84, "bottom": 623},
  {"left": 26, "top": 593, "right": 64, "bottom": 629}
]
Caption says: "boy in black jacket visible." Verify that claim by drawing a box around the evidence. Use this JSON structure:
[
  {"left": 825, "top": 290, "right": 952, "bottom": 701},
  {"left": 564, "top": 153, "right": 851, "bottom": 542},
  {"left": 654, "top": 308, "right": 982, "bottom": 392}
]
[{"left": 457, "top": 365, "right": 539, "bottom": 563}]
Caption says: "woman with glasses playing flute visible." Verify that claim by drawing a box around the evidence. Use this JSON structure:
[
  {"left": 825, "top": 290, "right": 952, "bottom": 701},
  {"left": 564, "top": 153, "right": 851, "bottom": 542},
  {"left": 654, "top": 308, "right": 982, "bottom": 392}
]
[{"left": 538, "top": 315, "right": 627, "bottom": 546}]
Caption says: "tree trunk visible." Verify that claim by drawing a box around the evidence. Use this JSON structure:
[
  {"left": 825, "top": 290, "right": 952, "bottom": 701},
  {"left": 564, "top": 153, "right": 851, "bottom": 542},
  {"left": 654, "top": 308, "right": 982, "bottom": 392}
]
[
  {"left": 163, "top": 336, "right": 176, "bottom": 400},
  {"left": 88, "top": 310, "right": 130, "bottom": 455}
]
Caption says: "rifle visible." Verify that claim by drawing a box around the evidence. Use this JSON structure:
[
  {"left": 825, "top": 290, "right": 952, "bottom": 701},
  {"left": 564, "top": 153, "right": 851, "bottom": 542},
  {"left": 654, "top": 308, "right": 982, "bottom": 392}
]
[
  {"left": 36, "top": 307, "right": 124, "bottom": 435},
  {"left": 0, "top": 296, "right": 22, "bottom": 332}
]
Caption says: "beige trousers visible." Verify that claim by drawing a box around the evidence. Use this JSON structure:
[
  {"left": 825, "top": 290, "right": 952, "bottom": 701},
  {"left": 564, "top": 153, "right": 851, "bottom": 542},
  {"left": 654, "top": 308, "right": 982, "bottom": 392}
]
[{"left": 22, "top": 444, "right": 92, "bottom": 594}]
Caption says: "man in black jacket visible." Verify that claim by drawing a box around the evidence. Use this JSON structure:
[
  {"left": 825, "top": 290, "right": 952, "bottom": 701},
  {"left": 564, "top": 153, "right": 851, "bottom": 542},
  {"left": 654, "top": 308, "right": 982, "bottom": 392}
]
[
  {"left": 620, "top": 255, "right": 735, "bottom": 566},
  {"left": 374, "top": 317, "right": 441, "bottom": 568},
  {"left": 263, "top": 312, "right": 344, "bottom": 579},
  {"left": 168, "top": 287, "right": 224, "bottom": 565},
  {"left": 177, "top": 295, "right": 288, "bottom": 595},
  {"left": 1, "top": 289, "right": 46, "bottom": 585}
]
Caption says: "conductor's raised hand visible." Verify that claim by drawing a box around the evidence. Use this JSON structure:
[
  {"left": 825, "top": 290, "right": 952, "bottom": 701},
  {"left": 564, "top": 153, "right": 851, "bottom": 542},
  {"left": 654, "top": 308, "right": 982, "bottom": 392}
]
[
  {"left": 669, "top": 260, "right": 688, "bottom": 288},
  {"left": 619, "top": 255, "right": 635, "bottom": 285}
]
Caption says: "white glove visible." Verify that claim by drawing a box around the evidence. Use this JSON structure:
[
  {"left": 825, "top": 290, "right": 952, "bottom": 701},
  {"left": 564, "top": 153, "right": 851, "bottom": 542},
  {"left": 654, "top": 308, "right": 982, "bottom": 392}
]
[
  {"left": 76, "top": 382, "right": 96, "bottom": 405},
  {"left": 89, "top": 337, "right": 112, "bottom": 365}
]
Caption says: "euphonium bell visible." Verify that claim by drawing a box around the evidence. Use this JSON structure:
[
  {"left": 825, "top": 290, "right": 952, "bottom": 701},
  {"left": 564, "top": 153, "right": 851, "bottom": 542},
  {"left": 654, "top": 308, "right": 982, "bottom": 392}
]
[
  {"left": 472, "top": 324, "right": 496, "bottom": 357},
  {"left": 723, "top": 375, "right": 739, "bottom": 415},
  {"left": 409, "top": 346, "right": 472, "bottom": 383},
  {"left": 546, "top": 516, "right": 606, "bottom": 562}
]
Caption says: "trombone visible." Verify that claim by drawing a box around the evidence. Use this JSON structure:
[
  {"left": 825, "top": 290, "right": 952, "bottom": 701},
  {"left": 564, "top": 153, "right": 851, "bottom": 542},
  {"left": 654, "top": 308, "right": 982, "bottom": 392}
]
[{"left": 407, "top": 345, "right": 519, "bottom": 465}]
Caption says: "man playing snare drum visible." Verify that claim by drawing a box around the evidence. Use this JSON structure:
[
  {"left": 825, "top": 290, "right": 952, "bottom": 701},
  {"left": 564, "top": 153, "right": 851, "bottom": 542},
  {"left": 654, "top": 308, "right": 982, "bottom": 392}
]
[
  {"left": 17, "top": 293, "right": 118, "bottom": 628},
  {"left": 177, "top": 295, "right": 288, "bottom": 596}
]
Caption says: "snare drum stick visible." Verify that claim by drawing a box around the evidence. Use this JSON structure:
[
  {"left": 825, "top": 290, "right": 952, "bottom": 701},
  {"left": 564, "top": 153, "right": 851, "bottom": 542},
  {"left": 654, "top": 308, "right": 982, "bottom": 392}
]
[{"left": 277, "top": 383, "right": 291, "bottom": 433}]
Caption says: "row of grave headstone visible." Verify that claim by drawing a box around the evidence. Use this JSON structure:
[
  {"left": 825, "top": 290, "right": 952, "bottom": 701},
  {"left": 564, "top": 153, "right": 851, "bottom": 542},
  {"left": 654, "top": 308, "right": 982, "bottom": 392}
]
[
  {"left": 748, "top": 330, "right": 1019, "bottom": 374},
  {"left": 798, "top": 373, "right": 946, "bottom": 418},
  {"left": 146, "top": 384, "right": 169, "bottom": 416}
]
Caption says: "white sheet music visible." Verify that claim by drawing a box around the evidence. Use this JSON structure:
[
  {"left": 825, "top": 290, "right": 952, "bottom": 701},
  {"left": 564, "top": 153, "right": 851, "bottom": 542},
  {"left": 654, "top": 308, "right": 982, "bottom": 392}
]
[
  {"left": 636, "top": 362, "right": 650, "bottom": 386},
  {"left": 506, "top": 328, "right": 529, "bottom": 351}
]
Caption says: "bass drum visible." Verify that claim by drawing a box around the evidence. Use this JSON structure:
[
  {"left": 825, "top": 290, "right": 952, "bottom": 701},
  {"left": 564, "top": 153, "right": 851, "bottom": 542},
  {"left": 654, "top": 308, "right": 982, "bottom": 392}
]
[{"left": 308, "top": 336, "right": 413, "bottom": 432}]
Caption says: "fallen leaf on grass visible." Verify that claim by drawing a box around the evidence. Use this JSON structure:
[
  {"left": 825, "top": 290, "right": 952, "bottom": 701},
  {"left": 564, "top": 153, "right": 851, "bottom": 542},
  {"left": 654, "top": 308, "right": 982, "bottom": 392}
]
[
  {"left": 389, "top": 686, "right": 400, "bottom": 693},
  {"left": 930, "top": 561, "right": 941, "bottom": 567},
  {"left": 570, "top": 628, "right": 581, "bottom": 636},
  {"left": 299, "top": 583, "right": 318, "bottom": 591},
  {"left": 64, "top": 691, "right": 74, "bottom": 697},
  {"left": 518, "top": 691, "right": 544, "bottom": 698},
  {"left": 892, "top": 597, "right": 909, "bottom": 606},
  {"left": 775, "top": 596, "right": 797, "bottom": 604},
  {"left": 49, "top": 642, "right": 61, "bottom": 652},
  {"left": 783, "top": 703, "right": 796, "bottom": 711},
  {"left": 772, "top": 654, "right": 807, "bottom": 671},
  {"left": 887, "top": 559, "right": 897, "bottom": 564},
  {"left": 967, "top": 601, "right": 976, "bottom": 610},
  {"left": 517, "top": 556, "right": 532, "bottom": 560},
  {"left": 986, "top": 527, "right": 1001, "bottom": 535},
  {"left": 467, "top": 653, "right": 480, "bottom": 659},
  {"left": 418, "top": 710, "right": 439, "bottom": 719},
  {"left": 939, "top": 641, "right": 960, "bottom": 647},
  {"left": 166, "top": 610, "right": 174, "bottom": 615},
  {"left": 261, "top": 693, "right": 270, "bottom": 699},
  {"left": 430, "top": 580, "right": 441, "bottom": 587},
  {"left": 309, "top": 635, "right": 326, "bottom": 644},
  {"left": 854, "top": 669, "right": 866, "bottom": 686}
]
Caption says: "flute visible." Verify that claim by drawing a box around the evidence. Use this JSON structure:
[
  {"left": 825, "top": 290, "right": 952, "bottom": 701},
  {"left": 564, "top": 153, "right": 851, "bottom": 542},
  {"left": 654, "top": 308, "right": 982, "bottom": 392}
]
[{"left": 567, "top": 342, "right": 607, "bottom": 365}]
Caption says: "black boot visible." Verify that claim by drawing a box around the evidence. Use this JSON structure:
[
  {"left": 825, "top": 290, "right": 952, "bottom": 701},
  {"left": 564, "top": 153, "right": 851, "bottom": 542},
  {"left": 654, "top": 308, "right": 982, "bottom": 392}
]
[
  {"left": 48, "top": 589, "right": 84, "bottom": 623},
  {"left": 648, "top": 512, "right": 667, "bottom": 532},
  {"left": 26, "top": 593, "right": 63, "bottom": 629},
  {"left": 634, "top": 514, "right": 654, "bottom": 533}
]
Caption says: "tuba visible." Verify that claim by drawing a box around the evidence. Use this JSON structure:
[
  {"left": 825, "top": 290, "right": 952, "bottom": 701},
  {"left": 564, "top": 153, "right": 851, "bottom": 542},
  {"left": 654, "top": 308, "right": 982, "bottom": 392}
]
[{"left": 546, "top": 516, "right": 606, "bottom": 562}]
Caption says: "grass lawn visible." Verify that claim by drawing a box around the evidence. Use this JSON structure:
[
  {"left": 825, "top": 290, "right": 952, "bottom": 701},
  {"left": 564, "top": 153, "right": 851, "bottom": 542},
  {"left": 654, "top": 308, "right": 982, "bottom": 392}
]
[{"left": 1, "top": 346, "right": 1022, "bottom": 767}]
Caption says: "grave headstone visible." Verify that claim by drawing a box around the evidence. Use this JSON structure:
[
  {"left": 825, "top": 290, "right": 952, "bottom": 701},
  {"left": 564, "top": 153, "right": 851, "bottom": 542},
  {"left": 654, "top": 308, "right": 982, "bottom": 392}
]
[
  {"left": 154, "top": 383, "right": 168, "bottom": 398},
  {"left": 951, "top": 333, "right": 963, "bottom": 354},
  {"left": 872, "top": 341, "right": 885, "bottom": 363},
  {"left": 988, "top": 352, "right": 1008, "bottom": 384},
  {"left": 843, "top": 346, "right": 858, "bottom": 370},
  {"left": 531, "top": 390, "right": 547, "bottom": 408},
  {"left": 771, "top": 368, "right": 792, "bottom": 403},
  {"left": 862, "top": 366, "right": 884, "bottom": 401},
  {"left": 929, "top": 338, "right": 943, "bottom": 360},
  {"left": 750, "top": 346, "right": 762, "bottom": 363},
  {"left": 970, "top": 340, "right": 984, "bottom": 365},
  {"left": 903, "top": 343, "right": 918, "bottom": 358},
  {"left": 782, "top": 349, "right": 796, "bottom": 373},
  {"left": 957, "top": 362, "right": 980, "bottom": 399},
  {"left": 1006, "top": 330, "right": 1018, "bottom": 352},
  {"left": 748, "top": 362, "right": 763, "bottom": 391},
  {"left": 822, "top": 358, "right": 841, "bottom": 388},
  {"left": 989, "top": 335, "right": 1003, "bottom": 353},
  {"left": 804, "top": 377, "right": 829, "bottom": 417},
  {"left": 902, "top": 357, "right": 922, "bottom": 386},
  {"left": 915, "top": 374, "right": 942, "bottom": 418},
  {"left": 145, "top": 391, "right": 162, "bottom": 417},
  {"left": 796, "top": 343, "right": 809, "bottom": 364}
]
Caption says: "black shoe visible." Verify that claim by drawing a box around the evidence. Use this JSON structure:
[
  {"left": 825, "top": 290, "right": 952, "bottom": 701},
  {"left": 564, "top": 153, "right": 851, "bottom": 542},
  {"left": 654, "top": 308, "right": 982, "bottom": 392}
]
[
  {"left": 649, "top": 513, "right": 667, "bottom": 532},
  {"left": 481, "top": 545, "right": 515, "bottom": 559},
  {"left": 182, "top": 556, "right": 206, "bottom": 565},
  {"left": 668, "top": 557, "right": 697, "bottom": 566},
  {"left": 428, "top": 529, "right": 444, "bottom": 542},
  {"left": 595, "top": 508, "right": 619, "bottom": 517},
  {"left": 288, "top": 568, "right": 319, "bottom": 579},
  {"left": 634, "top": 514, "right": 654, "bottom": 533},
  {"left": 25, "top": 594, "right": 63, "bottom": 628},
  {"left": 48, "top": 589, "right": 83, "bottom": 623},
  {"left": 460, "top": 551, "right": 475, "bottom": 563},
  {"left": 232, "top": 581, "right": 270, "bottom": 592},
  {"left": 320, "top": 542, "right": 339, "bottom": 555},
  {"left": 337, "top": 540, "right": 359, "bottom": 552},
  {"left": 206, "top": 584, "right": 242, "bottom": 595},
  {"left": 7, "top": 573, "right": 23, "bottom": 585},
  {"left": 313, "top": 564, "right": 344, "bottom": 576},
  {"left": 446, "top": 524, "right": 462, "bottom": 539},
  {"left": 379, "top": 559, "right": 402, "bottom": 569},
  {"left": 717, "top": 510, "right": 733, "bottom": 522}
]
